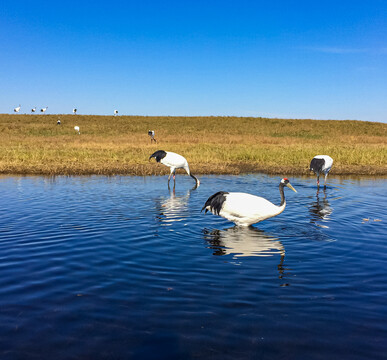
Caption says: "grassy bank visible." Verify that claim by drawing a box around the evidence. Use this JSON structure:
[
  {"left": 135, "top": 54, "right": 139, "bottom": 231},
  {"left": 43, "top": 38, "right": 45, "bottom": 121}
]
[{"left": 0, "top": 114, "right": 386, "bottom": 176}]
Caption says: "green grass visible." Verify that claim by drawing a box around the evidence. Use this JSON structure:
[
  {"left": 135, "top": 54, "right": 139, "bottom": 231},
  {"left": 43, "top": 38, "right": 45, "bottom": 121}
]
[{"left": 0, "top": 114, "right": 386, "bottom": 175}]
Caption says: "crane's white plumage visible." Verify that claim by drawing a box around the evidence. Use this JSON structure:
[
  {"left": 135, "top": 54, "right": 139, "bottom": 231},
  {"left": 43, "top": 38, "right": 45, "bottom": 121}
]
[
  {"left": 41, "top": 106, "right": 48, "bottom": 113},
  {"left": 73, "top": 108, "right": 77, "bottom": 114},
  {"left": 14, "top": 105, "right": 21, "bottom": 113},
  {"left": 31, "top": 107, "right": 36, "bottom": 113},
  {"left": 114, "top": 110, "right": 118, "bottom": 115},
  {"left": 202, "top": 178, "right": 296, "bottom": 226},
  {"left": 74, "top": 126, "right": 80, "bottom": 134},
  {"left": 310, "top": 155, "right": 333, "bottom": 187},
  {"left": 149, "top": 150, "right": 200, "bottom": 187}
]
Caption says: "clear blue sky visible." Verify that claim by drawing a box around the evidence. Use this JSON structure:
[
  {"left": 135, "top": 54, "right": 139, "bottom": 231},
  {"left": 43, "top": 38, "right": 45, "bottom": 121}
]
[{"left": 1, "top": 0, "right": 386, "bottom": 122}]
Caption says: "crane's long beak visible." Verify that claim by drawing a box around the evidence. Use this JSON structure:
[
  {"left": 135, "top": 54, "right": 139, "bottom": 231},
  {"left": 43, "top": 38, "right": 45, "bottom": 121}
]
[{"left": 286, "top": 183, "right": 297, "bottom": 193}]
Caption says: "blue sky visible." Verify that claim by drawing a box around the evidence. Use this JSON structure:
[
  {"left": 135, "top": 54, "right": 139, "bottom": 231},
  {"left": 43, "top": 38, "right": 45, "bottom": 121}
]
[{"left": 1, "top": 0, "right": 386, "bottom": 122}]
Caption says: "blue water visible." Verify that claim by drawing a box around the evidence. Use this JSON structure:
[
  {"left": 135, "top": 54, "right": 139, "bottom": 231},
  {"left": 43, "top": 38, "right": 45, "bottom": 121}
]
[{"left": 0, "top": 174, "right": 386, "bottom": 359}]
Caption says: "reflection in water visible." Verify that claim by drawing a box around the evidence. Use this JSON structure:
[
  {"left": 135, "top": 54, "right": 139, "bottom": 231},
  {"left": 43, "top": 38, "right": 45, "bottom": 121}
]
[
  {"left": 203, "top": 226, "right": 284, "bottom": 258},
  {"left": 155, "top": 185, "right": 198, "bottom": 224},
  {"left": 309, "top": 188, "right": 333, "bottom": 226},
  {"left": 203, "top": 226, "right": 288, "bottom": 281}
]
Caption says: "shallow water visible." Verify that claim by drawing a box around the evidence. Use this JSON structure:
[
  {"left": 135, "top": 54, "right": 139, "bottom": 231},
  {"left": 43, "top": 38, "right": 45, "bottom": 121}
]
[{"left": 0, "top": 174, "right": 386, "bottom": 359}]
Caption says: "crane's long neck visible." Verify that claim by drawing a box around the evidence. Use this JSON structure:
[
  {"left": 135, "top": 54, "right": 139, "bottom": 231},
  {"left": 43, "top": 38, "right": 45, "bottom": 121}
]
[{"left": 279, "top": 183, "right": 286, "bottom": 207}]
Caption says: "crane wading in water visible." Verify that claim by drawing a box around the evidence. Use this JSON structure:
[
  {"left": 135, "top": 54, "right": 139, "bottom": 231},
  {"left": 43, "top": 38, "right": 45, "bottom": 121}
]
[
  {"left": 149, "top": 150, "right": 200, "bottom": 188},
  {"left": 202, "top": 178, "right": 297, "bottom": 226},
  {"left": 310, "top": 155, "right": 333, "bottom": 188}
]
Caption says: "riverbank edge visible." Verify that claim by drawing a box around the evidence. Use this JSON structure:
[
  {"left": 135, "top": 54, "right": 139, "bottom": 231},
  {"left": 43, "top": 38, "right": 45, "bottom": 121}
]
[{"left": 1, "top": 163, "right": 386, "bottom": 176}]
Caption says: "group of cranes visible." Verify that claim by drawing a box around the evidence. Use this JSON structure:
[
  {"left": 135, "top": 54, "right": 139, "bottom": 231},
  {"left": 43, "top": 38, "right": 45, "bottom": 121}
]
[
  {"left": 12, "top": 106, "right": 119, "bottom": 116},
  {"left": 149, "top": 150, "right": 333, "bottom": 227}
]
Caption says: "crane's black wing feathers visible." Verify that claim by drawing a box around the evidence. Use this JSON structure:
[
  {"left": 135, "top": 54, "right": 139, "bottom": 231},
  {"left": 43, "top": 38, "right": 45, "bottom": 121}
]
[
  {"left": 149, "top": 150, "right": 167, "bottom": 162},
  {"left": 310, "top": 158, "right": 325, "bottom": 173},
  {"left": 202, "top": 191, "right": 229, "bottom": 215}
]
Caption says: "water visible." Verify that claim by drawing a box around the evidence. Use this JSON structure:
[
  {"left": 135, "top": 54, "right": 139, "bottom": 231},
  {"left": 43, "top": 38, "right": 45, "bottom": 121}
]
[{"left": 0, "top": 174, "right": 386, "bottom": 359}]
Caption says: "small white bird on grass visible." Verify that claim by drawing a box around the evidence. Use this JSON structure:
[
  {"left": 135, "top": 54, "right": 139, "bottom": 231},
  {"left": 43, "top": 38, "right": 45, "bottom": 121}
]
[
  {"left": 202, "top": 178, "right": 297, "bottom": 227},
  {"left": 74, "top": 126, "right": 80, "bottom": 134},
  {"left": 73, "top": 108, "right": 77, "bottom": 114},
  {"left": 310, "top": 155, "right": 333, "bottom": 188},
  {"left": 114, "top": 110, "right": 118, "bottom": 116},
  {"left": 149, "top": 150, "right": 200, "bottom": 188}
]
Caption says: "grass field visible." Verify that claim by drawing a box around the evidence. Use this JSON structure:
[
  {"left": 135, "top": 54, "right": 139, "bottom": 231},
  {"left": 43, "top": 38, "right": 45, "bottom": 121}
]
[{"left": 0, "top": 114, "right": 386, "bottom": 176}]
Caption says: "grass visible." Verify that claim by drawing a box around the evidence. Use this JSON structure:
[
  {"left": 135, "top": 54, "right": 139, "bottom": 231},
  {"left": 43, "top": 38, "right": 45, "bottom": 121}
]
[{"left": 0, "top": 114, "right": 386, "bottom": 176}]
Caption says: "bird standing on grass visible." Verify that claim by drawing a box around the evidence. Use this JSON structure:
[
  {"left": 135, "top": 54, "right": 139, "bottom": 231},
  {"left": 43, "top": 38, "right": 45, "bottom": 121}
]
[
  {"left": 148, "top": 130, "right": 157, "bottom": 143},
  {"left": 31, "top": 107, "right": 36, "bottom": 113},
  {"left": 41, "top": 106, "right": 48, "bottom": 113},
  {"left": 114, "top": 110, "right": 118, "bottom": 116},
  {"left": 14, "top": 105, "right": 21, "bottom": 113},
  {"left": 74, "top": 126, "right": 80, "bottom": 134},
  {"left": 202, "top": 178, "right": 297, "bottom": 226},
  {"left": 73, "top": 108, "right": 77, "bottom": 114},
  {"left": 310, "top": 155, "right": 333, "bottom": 188},
  {"left": 149, "top": 150, "right": 200, "bottom": 188}
]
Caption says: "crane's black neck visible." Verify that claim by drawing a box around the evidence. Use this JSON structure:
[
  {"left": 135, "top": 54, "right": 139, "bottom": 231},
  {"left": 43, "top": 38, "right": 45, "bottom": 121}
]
[
  {"left": 190, "top": 173, "right": 199, "bottom": 185},
  {"left": 279, "top": 183, "right": 286, "bottom": 206}
]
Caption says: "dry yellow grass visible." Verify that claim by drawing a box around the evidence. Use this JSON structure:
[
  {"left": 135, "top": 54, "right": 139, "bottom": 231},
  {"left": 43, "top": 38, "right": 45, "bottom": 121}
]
[{"left": 0, "top": 114, "right": 386, "bottom": 175}]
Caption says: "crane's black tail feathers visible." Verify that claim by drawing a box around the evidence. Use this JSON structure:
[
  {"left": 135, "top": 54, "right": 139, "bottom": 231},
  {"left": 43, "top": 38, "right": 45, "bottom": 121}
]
[
  {"left": 201, "top": 191, "right": 229, "bottom": 215},
  {"left": 310, "top": 158, "right": 325, "bottom": 173},
  {"left": 149, "top": 150, "right": 167, "bottom": 162}
]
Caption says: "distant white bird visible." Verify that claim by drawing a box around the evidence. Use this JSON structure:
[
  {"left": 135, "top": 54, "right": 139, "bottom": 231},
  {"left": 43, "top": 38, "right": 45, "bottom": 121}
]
[
  {"left": 310, "top": 155, "right": 333, "bottom": 188},
  {"left": 41, "top": 106, "right": 48, "bottom": 113},
  {"left": 73, "top": 108, "right": 77, "bottom": 114},
  {"left": 74, "top": 126, "right": 80, "bottom": 134},
  {"left": 31, "top": 107, "right": 36, "bottom": 113},
  {"left": 14, "top": 105, "right": 21, "bottom": 113},
  {"left": 57, "top": 118, "right": 61, "bottom": 125},
  {"left": 149, "top": 150, "right": 200, "bottom": 187},
  {"left": 148, "top": 130, "right": 157, "bottom": 143},
  {"left": 114, "top": 110, "right": 118, "bottom": 116},
  {"left": 202, "top": 178, "right": 297, "bottom": 226}
]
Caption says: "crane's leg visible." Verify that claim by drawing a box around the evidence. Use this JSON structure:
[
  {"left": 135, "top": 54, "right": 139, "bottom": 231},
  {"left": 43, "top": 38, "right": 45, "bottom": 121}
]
[
  {"left": 168, "top": 167, "right": 176, "bottom": 187},
  {"left": 173, "top": 170, "right": 176, "bottom": 188},
  {"left": 317, "top": 174, "right": 320, "bottom": 187},
  {"left": 324, "top": 174, "right": 328, "bottom": 188}
]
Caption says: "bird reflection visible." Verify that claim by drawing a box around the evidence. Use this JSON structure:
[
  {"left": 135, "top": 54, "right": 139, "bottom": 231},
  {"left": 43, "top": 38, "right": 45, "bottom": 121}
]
[
  {"left": 309, "top": 188, "right": 333, "bottom": 225},
  {"left": 155, "top": 185, "right": 198, "bottom": 224},
  {"left": 203, "top": 226, "right": 287, "bottom": 281},
  {"left": 203, "top": 226, "right": 284, "bottom": 258}
]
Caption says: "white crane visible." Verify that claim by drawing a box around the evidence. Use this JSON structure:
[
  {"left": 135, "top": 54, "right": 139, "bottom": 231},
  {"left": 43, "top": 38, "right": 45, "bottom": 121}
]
[
  {"left": 31, "top": 107, "right": 36, "bottom": 113},
  {"left": 14, "top": 105, "right": 21, "bottom": 113},
  {"left": 114, "top": 109, "right": 118, "bottom": 116},
  {"left": 148, "top": 130, "right": 157, "bottom": 143},
  {"left": 310, "top": 155, "right": 333, "bottom": 188},
  {"left": 73, "top": 108, "right": 77, "bottom": 114},
  {"left": 149, "top": 150, "right": 200, "bottom": 188},
  {"left": 74, "top": 126, "right": 80, "bottom": 134},
  {"left": 202, "top": 178, "right": 297, "bottom": 226},
  {"left": 41, "top": 106, "right": 48, "bottom": 113}
]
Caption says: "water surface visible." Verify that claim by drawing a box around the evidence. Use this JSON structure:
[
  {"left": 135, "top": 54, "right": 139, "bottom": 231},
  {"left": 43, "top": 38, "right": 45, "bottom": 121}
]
[{"left": 0, "top": 174, "right": 386, "bottom": 359}]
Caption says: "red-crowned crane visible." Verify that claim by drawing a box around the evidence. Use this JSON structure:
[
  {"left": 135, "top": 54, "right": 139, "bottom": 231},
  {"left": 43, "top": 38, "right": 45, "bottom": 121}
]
[
  {"left": 149, "top": 150, "right": 200, "bottom": 188},
  {"left": 40, "top": 106, "right": 48, "bottom": 113},
  {"left": 31, "top": 107, "right": 36, "bottom": 113},
  {"left": 202, "top": 178, "right": 297, "bottom": 226},
  {"left": 74, "top": 126, "right": 80, "bottom": 134},
  {"left": 14, "top": 105, "right": 21, "bottom": 113},
  {"left": 310, "top": 155, "right": 333, "bottom": 188}
]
